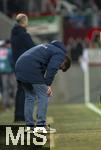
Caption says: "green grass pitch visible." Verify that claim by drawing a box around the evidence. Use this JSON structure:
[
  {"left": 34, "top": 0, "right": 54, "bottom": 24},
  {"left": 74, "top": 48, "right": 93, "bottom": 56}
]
[{"left": 0, "top": 104, "right": 101, "bottom": 150}]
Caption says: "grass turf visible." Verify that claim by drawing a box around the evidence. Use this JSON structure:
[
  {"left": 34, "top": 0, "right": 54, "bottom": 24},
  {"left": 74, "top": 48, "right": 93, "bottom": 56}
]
[{"left": 0, "top": 104, "right": 101, "bottom": 150}]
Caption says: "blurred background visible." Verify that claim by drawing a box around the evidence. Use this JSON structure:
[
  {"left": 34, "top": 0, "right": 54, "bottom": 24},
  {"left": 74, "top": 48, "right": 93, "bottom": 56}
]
[
  {"left": 0, "top": 1, "right": 101, "bottom": 149},
  {"left": 0, "top": 0, "right": 101, "bottom": 108}
]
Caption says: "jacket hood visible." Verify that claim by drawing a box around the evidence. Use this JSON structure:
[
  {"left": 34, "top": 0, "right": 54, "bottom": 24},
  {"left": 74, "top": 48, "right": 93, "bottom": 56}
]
[
  {"left": 12, "top": 24, "right": 26, "bottom": 35},
  {"left": 51, "top": 40, "right": 67, "bottom": 53}
]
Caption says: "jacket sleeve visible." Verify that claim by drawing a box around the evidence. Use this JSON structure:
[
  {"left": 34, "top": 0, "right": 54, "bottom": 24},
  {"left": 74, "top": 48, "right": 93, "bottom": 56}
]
[
  {"left": 45, "top": 53, "right": 65, "bottom": 86},
  {"left": 21, "top": 33, "right": 35, "bottom": 49}
]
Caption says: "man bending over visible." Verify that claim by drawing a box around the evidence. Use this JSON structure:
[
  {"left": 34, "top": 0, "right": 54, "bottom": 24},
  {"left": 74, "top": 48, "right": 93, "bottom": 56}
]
[{"left": 15, "top": 41, "right": 71, "bottom": 132}]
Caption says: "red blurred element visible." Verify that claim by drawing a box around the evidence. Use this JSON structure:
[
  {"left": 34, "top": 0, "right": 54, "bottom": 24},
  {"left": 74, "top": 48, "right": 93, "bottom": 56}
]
[
  {"left": 63, "top": 28, "right": 89, "bottom": 45},
  {"left": 86, "top": 28, "right": 101, "bottom": 41},
  {"left": 63, "top": 27, "right": 101, "bottom": 45}
]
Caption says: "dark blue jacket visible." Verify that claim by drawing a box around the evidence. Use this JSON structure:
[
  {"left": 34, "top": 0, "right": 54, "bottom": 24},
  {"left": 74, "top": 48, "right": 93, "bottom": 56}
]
[
  {"left": 11, "top": 24, "right": 34, "bottom": 65},
  {"left": 15, "top": 41, "right": 67, "bottom": 86}
]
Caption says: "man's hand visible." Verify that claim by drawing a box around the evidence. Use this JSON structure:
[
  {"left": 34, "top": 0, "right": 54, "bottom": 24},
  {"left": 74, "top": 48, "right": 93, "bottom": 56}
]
[{"left": 47, "top": 86, "right": 53, "bottom": 96}]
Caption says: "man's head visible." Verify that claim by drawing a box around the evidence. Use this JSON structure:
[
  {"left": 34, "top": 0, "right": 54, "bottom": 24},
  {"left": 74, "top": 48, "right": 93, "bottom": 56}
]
[
  {"left": 16, "top": 13, "right": 28, "bottom": 28},
  {"left": 60, "top": 55, "right": 71, "bottom": 72}
]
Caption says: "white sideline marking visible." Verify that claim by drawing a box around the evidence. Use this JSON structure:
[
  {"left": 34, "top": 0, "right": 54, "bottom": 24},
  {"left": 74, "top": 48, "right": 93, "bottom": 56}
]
[
  {"left": 86, "top": 102, "right": 101, "bottom": 116},
  {"left": 47, "top": 116, "right": 55, "bottom": 148},
  {"left": 50, "top": 133, "right": 55, "bottom": 148}
]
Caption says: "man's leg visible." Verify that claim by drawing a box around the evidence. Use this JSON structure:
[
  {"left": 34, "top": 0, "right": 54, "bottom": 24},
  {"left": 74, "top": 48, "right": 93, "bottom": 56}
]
[
  {"left": 33, "top": 84, "right": 48, "bottom": 126},
  {"left": 24, "top": 88, "right": 35, "bottom": 126},
  {"left": 14, "top": 81, "right": 25, "bottom": 122},
  {"left": 1, "top": 74, "right": 9, "bottom": 108}
]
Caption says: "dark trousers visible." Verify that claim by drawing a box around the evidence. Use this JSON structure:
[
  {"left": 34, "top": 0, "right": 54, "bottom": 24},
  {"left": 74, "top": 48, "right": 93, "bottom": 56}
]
[{"left": 14, "top": 81, "right": 25, "bottom": 121}]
